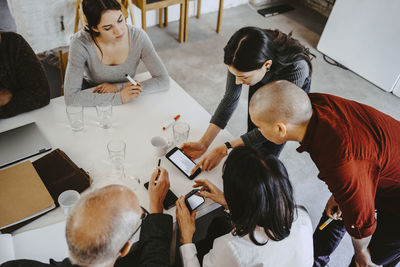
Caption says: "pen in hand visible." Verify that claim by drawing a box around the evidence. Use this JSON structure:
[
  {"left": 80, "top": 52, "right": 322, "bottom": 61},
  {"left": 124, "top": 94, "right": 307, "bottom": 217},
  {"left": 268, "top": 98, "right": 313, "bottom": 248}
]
[
  {"left": 319, "top": 217, "right": 333, "bottom": 230},
  {"left": 319, "top": 210, "right": 340, "bottom": 230},
  {"left": 154, "top": 159, "right": 161, "bottom": 185},
  {"left": 125, "top": 74, "right": 137, "bottom": 86}
]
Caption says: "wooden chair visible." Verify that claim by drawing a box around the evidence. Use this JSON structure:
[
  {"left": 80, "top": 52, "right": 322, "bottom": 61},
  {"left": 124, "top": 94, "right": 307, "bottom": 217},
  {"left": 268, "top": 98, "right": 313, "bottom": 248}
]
[
  {"left": 74, "top": 0, "right": 136, "bottom": 33},
  {"left": 58, "top": 50, "right": 69, "bottom": 96},
  {"left": 74, "top": 0, "right": 86, "bottom": 33},
  {"left": 132, "top": 0, "right": 187, "bottom": 43},
  {"left": 183, "top": 0, "right": 224, "bottom": 41},
  {"left": 120, "top": 0, "right": 136, "bottom": 25}
]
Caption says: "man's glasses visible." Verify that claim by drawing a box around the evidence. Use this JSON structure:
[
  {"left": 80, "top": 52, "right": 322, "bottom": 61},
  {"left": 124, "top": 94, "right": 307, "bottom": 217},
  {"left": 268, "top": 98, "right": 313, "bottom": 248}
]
[{"left": 120, "top": 206, "right": 149, "bottom": 252}]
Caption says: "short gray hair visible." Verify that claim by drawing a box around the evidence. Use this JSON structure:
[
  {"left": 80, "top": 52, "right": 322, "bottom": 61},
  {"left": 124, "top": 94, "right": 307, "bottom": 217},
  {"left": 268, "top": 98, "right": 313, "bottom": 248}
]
[{"left": 66, "top": 185, "right": 140, "bottom": 266}]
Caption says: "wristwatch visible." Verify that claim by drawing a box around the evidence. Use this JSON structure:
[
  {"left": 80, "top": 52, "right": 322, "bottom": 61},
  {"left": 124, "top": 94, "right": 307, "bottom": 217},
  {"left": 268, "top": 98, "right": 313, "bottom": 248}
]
[{"left": 224, "top": 141, "right": 233, "bottom": 154}]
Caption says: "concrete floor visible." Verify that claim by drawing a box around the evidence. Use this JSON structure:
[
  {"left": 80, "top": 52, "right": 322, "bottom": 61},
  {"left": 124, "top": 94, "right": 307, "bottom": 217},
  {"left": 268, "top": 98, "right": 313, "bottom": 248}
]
[{"left": 139, "top": 3, "right": 400, "bottom": 267}]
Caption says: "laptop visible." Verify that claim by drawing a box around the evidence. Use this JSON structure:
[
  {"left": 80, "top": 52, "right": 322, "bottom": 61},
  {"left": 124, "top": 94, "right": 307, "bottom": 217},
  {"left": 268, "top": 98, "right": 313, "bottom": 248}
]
[{"left": 0, "top": 122, "right": 52, "bottom": 169}]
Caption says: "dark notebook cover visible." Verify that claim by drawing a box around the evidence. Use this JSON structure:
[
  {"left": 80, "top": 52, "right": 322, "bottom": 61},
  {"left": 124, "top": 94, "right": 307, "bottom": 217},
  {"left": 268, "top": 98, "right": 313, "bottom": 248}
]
[
  {"left": 257, "top": 4, "right": 295, "bottom": 17},
  {"left": 1, "top": 149, "right": 91, "bottom": 233}
]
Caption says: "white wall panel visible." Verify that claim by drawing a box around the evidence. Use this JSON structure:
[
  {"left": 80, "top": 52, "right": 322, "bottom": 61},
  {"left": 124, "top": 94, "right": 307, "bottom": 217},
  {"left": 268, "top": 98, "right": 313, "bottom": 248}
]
[{"left": 317, "top": 0, "right": 400, "bottom": 93}]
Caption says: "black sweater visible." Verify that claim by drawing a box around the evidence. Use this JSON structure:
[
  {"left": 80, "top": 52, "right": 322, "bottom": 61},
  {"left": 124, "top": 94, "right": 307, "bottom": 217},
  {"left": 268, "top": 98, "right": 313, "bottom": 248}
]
[{"left": 0, "top": 32, "right": 50, "bottom": 118}]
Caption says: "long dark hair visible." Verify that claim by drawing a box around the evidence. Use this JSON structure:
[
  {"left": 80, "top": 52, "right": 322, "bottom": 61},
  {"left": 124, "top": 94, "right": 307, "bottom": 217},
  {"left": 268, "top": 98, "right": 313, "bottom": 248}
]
[
  {"left": 224, "top": 26, "right": 315, "bottom": 75},
  {"left": 82, "top": 0, "right": 121, "bottom": 58},
  {"left": 222, "top": 146, "right": 295, "bottom": 245}
]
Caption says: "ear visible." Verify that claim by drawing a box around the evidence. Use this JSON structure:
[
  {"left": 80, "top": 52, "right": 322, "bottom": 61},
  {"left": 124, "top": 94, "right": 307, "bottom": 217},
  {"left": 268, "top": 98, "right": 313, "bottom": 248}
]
[
  {"left": 91, "top": 26, "right": 100, "bottom": 33},
  {"left": 120, "top": 242, "right": 132, "bottom": 257},
  {"left": 276, "top": 122, "right": 287, "bottom": 139},
  {"left": 263, "top": 60, "right": 272, "bottom": 69}
]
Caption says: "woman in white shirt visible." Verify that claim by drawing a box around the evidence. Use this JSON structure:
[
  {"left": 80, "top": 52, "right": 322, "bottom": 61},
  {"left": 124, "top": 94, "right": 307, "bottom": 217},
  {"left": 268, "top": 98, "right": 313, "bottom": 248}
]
[{"left": 176, "top": 146, "right": 313, "bottom": 267}]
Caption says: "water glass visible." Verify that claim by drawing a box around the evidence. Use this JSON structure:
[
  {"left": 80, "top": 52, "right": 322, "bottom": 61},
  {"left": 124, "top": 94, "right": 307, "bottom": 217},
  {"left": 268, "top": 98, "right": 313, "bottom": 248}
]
[
  {"left": 96, "top": 103, "right": 112, "bottom": 129},
  {"left": 66, "top": 104, "right": 84, "bottom": 131},
  {"left": 173, "top": 122, "right": 190, "bottom": 146},
  {"left": 107, "top": 140, "right": 126, "bottom": 175}
]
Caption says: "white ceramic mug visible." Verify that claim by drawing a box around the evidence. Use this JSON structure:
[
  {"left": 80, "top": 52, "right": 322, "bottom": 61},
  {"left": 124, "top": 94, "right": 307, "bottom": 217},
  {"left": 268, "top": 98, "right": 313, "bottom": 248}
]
[
  {"left": 151, "top": 136, "right": 172, "bottom": 157},
  {"left": 58, "top": 190, "right": 80, "bottom": 215}
]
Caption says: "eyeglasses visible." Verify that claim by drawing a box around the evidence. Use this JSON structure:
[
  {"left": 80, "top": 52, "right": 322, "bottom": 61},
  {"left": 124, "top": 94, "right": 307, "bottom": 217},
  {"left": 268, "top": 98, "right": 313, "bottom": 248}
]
[{"left": 120, "top": 206, "right": 149, "bottom": 252}]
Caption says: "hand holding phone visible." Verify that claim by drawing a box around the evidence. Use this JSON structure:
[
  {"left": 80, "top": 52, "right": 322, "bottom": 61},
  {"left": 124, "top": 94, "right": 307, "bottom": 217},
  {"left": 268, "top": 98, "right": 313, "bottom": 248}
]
[
  {"left": 193, "top": 179, "right": 227, "bottom": 209},
  {"left": 145, "top": 167, "right": 176, "bottom": 211},
  {"left": 185, "top": 189, "right": 205, "bottom": 213},
  {"left": 176, "top": 196, "right": 196, "bottom": 244},
  {"left": 166, "top": 147, "right": 201, "bottom": 180}
]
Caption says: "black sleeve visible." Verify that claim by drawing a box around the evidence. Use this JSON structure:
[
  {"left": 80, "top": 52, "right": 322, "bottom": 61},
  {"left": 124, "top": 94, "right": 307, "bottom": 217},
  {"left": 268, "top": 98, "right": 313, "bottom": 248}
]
[
  {"left": 138, "top": 214, "right": 173, "bottom": 267},
  {"left": 0, "top": 259, "right": 51, "bottom": 267},
  {"left": 210, "top": 71, "right": 242, "bottom": 129},
  {"left": 0, "top": 258, "right": 74, "bottom": 267},
  {"left": 0, "top": 34, "right": 50, "bottom": 118}
]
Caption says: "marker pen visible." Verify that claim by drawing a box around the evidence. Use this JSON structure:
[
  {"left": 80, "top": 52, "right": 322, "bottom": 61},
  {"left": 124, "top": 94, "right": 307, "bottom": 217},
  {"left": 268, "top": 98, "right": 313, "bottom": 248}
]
[
  {"left": 125, "top": 74, "right": 137, "bottom": 86},
  {"left": 319, "top": 218, "right": 333, "bottom": 230},
  {"left": 155, "top": 159, "right": 161, "bottom": 185},
  {"left": 319, "top": 211, "right": 341, "bottom": 230},
  {"left": 162, "top": 115, "right": 181, "bottom": 130}
]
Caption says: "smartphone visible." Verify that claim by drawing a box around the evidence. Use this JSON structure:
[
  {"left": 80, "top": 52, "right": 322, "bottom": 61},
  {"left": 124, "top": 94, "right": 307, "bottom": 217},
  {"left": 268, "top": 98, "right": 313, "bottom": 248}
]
[
  {"left": 185, "top": 189, "right": 205, "bottom": 213},
  {"left": 165, "top": 147, "right": 201, "bottom": 180},
  {"left": 144, "top": 182, "right": 178, "bottom": 210}
]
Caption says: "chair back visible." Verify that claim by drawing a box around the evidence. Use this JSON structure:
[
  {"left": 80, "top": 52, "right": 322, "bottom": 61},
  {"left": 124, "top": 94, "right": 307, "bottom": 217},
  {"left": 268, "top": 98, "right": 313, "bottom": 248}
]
[{"left": 58, "top": 50, "right": 69, "bottom": 96}]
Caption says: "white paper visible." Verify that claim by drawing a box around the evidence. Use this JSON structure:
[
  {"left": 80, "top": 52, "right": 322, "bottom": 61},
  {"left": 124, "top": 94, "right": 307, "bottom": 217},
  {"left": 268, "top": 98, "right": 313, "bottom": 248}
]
[
  {"left": 12, "top": 221, "right": 68, "bottom": 263},
  {"left": 0, "top": 234, "right": 15, "bottom": 264}
]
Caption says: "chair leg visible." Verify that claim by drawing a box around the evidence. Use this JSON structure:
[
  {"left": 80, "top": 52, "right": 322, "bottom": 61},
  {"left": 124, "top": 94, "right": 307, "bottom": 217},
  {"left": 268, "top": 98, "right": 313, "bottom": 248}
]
[
  {"left": 126, "top": 0, "right": 135, "bottom": 25},
  {"left": 197, "top": 0, "right": 201, "bottom": 19},
  {"left": 141, "top": 9, "right": 147, "bottom": 31},
  {"left": 216, "top": 0, "right": 223, "bottom": 33},
  {"left": 184, "top": 0, "right": 188, "bottom": 42},
  {"left": 164, "top": 7, "right": 168, "bottom": 27},
  {"left": 159, "top": 9, "right": 163, "bottom": 28},
  {"left": 178, "top": 2, "right": 185, "bottom": 43}
]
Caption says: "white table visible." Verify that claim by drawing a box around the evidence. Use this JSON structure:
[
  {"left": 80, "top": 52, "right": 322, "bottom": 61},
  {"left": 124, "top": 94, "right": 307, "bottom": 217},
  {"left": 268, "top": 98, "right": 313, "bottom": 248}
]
[{"left": 0, "top": 73, "right": 233, "bottom": 235}]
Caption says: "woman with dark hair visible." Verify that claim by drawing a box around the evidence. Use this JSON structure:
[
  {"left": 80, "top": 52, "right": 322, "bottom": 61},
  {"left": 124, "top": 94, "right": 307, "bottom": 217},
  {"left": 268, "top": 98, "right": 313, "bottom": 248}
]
[
  {"left": 176, "top": 146, "right": 313, "bottom": 266},
  {"left": 182, "top": 26, "right": 314, "bottom": 172},
  {"left": 64, "top": 0, "right": 169, "bottom": 106}
]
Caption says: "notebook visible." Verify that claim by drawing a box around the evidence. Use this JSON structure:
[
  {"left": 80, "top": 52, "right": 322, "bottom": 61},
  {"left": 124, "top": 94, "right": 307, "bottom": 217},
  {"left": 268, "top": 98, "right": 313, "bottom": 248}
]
[
  {"left": 0, "top": 122, "right": 52, "bottom": 169},
  {"left": 0, "top": 161, "right": 55, "bottom": 230},
  {"left": 1, "top": 149, "right": 91, "bottom": 233},
  {"left": 0, "top": 221, "right": 68, "bottom": 264}
]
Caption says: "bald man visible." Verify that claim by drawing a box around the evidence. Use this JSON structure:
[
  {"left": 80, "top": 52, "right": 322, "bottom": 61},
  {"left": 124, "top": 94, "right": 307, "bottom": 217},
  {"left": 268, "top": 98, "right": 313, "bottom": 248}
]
[
  {"left": 249, "top": 81, "right": 400, "bottom": 267},
  {"left": 2, "top": 167, "right": 173, "bottom": 267}
]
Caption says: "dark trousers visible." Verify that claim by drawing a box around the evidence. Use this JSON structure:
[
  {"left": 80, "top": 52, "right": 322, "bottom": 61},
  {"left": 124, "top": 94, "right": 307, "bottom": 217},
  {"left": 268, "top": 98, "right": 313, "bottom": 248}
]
[
  {"left": 195, "top": 213, "right": 233, "bottom": 264},
  {"left": 313, "top": 211, "right": 400, "bottom": 267},
  {"left": 246, "top": 76, "right": 311, "bottom": 157}
]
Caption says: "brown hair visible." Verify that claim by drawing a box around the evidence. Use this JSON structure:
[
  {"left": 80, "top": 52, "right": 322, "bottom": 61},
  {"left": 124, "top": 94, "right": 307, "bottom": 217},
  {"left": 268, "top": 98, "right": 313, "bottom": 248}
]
[{"left": 224, "top": 27, "right": 315, "bottom": 75}]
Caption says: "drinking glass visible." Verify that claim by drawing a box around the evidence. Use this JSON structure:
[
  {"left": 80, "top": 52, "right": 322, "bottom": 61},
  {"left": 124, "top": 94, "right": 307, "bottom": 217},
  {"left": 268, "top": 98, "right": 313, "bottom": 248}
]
[
  {"left": 107, "top": 140, "right": 126, "bottom": 177},
  {"left": 173, "top": 122, "right": 190, "bottom": 146},
  {"left": 96, "top": 103, "right": 112, "bottom": 129},
  {"left": 66, "top": 104, "right": 84, "bottom": 131}
]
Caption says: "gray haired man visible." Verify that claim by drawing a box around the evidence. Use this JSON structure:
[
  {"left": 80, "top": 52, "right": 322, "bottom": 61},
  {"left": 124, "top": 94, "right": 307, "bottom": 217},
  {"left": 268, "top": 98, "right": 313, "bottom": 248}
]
[{"left": 1, "top": 167, "right": 173, "bottom": 267}]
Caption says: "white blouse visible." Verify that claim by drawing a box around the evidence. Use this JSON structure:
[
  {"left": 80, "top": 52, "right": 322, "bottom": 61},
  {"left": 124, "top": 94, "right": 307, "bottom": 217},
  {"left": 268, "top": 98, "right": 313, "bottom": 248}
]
[{"left": 180, "top": 208, "right": 313, "bottom": 267}]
